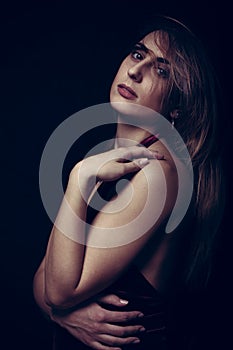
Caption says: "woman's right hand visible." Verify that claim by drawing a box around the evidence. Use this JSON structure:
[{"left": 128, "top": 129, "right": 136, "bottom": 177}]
[
  {"left": 51, "top": 294, "right": 145, "bottom": 350},
  {"left": 68, "top": 145, "right": 164, "bottom": 200}
]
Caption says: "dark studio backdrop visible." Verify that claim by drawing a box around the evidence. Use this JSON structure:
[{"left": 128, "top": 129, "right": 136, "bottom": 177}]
[{"left": 1, "top": 0, "right": 232, "bottom": 349}]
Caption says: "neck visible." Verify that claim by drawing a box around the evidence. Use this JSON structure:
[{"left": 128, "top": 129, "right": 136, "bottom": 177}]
[{"left": 115, "top": 114, "right": 156, "bottom": 147}]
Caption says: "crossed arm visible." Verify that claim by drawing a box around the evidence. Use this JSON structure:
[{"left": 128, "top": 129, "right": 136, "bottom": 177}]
[
  {"left": 33, "top": 259, "right": 146, "bottom": 349},
  {"left": 33, "top": 145, "right": 177, "bottom": 348}
]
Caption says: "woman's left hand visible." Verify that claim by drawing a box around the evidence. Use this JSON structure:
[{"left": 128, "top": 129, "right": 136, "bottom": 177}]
[{"left": 51, "top": 294, "right": 145, "bottom": 350}]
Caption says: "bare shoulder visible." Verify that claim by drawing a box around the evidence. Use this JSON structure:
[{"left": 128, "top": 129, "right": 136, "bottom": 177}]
[
  {"left": 149, "top": 140, "right": 176, "bottom": 168},
  {"left": 134, "top": 141, "right": 178, "bottom": 185},
  {"left": 127, "top": 141, "right": 179, "bottom": 214}
]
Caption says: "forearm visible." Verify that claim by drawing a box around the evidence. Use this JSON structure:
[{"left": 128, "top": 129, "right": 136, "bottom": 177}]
[
  {"left": 44, "top": 165, "right": 92, "bottom": 308},
  {"left": 34, "top": 263, "right": 83, "bottom": 317},
  {"left": 42, "top": 147, "right": 161, "bottom": 309},
  {"left": 33, "top": 262, "right": 52, "bottom": 319},
  {"left": 33, "top": 267, "right": 145, "bottom": 349}
]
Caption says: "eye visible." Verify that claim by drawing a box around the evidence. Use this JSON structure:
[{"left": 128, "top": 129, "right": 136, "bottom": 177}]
[
  {"left": 157, "top": 67, "right": 169, "bottom": 78},
  {"left": 130, "top": 45, "right": 144, "bottom": 61},
  {"left": 131, "top": 51, "right": 143, "bottom": 60}
]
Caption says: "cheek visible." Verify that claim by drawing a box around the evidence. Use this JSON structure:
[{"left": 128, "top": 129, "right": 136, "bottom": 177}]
[
  {"left": 110, "top": 72, "right": 119, "bottom": 98},
  {"left": 144, "top": 85, "right": 164, "bottom": 111},
  {"left": 110, "top": 74, "right": 119, "bottom": 99}
]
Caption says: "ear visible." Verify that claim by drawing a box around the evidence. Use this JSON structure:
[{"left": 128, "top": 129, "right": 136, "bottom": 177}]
[{"left": 170, "top": 109, "right": 180, "bottom": 119}]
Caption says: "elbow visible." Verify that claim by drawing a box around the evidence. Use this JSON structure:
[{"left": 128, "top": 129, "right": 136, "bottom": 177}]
[
  {"left": 44, "top": 289, "right": 71, "bottom": 309},
  {"left": 44, "top": 286, "right": 78, "bottom": 309},
  {"left": 33, "top": 260, "right": 77, "bottom": 309}
]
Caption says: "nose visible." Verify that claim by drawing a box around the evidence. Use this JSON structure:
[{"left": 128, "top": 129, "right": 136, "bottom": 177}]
[
  {"left": 128, "top": 58, "right": 152, "bottom": 83},
  {"left": 128, "top": 63, "right": 143, "bottom": 83}
]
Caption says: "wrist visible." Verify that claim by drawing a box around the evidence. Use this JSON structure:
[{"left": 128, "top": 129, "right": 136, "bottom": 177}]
[{"left": 67, "top": 161, "right": 96, "bottom": 204}]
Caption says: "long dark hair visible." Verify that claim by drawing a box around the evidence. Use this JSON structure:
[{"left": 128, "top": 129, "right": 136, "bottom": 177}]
[{"left": 136, "top": 16, "right": 226, "bottom": 289}]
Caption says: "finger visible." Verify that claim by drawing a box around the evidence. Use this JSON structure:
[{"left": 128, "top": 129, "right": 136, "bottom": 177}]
[
  {"left": 62, "top": 328, "right": 122, "bottom": 350},
  {"left": 97, "top": 294, "right": 129, "bottom": 307},
  {"left": 119, "top": 157, "right": 152, "bottom": 175},
  {"left": 67, "top": 330, "right": 122, "bottom": 350},
  {"left": 104, "top": 323, "right": 146, "bottom": 337},
  {"left": 152, "top": 150, "right": 165, "bottom": 160},
  {"left": 133, "top": 158, "right": 150, "bottom": 167},
  {"left": 121, "top": 146, "right": 161, "bottom": 161},
  {"left": 103, "top": 309, "right": 144, "bottom": 323},
  {"left": 97, "top": 334, "right": 140, "bottom": 347},
  {"left": 116, "top": 160, "right": 146, "bottom": 176}
]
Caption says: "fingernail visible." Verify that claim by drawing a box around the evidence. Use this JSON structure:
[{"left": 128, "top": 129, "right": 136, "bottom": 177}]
[
  {"left": 139, "top": 327, "right": 146, "bottom": 332},
  {"left": 152, "top": 152, "right": 164, "bottom": 159},
  {"left": 120, "top": 299, "right": 128, "bottom": 304},
  {"left": 138, "top": 313, "right": 144, "bottom": 318},
  {"left": 133, "top": 339, "right": 140, "bottom": 344},
  {"left": 138, "top": 158, "right": 149, "bottom": 166}
]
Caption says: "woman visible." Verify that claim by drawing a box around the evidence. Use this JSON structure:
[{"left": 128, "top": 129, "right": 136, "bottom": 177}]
[{"left": 33, "top": 15, "right": 225, "bottom": 349}]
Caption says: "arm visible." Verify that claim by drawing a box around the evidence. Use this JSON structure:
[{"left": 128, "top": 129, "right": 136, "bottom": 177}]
[
  {"left": 44, "top": 146, "right": 177, "bottom": 308},
  {"left": 33, "top": 260, "right": 145, "bottom": 350}
]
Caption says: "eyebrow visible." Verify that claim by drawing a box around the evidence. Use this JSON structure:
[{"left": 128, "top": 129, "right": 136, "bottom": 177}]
[
  {"left": 157, "top": 57, "right": 170, "bottom": 65},
  {"left": 135, "top": 42, "right": 170, "bottom": 65},
  {"left": 135, "top": 42, "right": 149, "bottom": 53}
]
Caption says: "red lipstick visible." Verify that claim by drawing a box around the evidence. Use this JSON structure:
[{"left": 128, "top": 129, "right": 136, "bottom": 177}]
[{"left": 117, "top": 84, "right": 138, "bottom": 100}]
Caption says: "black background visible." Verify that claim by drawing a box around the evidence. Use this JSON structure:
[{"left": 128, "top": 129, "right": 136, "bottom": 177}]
[{"left": 1, "top": 0, "right": 232, "bottom": 349}]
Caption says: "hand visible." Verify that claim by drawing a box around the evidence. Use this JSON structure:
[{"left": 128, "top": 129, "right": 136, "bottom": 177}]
[
  {"left": 51, "top": 294, "right": 145, "bottom": 350},
  {"left": 95, "top": 146, "right": 164, "bottom": 182},
  {"left": 69, "top": 145, "right": 164, "bottom": 198}
]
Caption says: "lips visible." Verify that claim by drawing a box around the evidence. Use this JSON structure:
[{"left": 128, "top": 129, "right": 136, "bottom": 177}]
[{"left": 117, "top": 84, "right": 138, "bottom": 100}]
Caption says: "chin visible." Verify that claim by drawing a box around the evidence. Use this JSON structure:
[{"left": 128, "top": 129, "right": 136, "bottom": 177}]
[{"left": 110, "top": 101, "right": 160, "bottom": 125}]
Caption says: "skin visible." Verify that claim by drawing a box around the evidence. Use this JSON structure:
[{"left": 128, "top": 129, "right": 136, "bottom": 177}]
[
  {"left": 110, "top": 32, "right": 169, "bottom": 114},
  {"left": 33, "top": 31, "right": 178, "bottom": 349},
  {"left": 34, "top": 260, "right": 146, "bottom": 350}
]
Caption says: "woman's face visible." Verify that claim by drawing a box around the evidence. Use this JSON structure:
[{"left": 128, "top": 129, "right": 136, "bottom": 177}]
[{"left": 110, "top": 31, "right": 170, "bottom": 114}]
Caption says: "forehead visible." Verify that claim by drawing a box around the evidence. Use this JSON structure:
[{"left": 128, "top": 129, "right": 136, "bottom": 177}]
[{"left": 140, "top": 31, "right": 168, "bottom": 58}]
